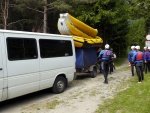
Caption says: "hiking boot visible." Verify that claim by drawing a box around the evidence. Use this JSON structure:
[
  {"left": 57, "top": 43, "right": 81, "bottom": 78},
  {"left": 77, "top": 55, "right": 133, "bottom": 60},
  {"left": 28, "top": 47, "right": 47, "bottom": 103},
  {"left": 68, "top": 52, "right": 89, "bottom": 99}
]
[{"left": 103, "top": 80, "right": 108, "bottom": 84}]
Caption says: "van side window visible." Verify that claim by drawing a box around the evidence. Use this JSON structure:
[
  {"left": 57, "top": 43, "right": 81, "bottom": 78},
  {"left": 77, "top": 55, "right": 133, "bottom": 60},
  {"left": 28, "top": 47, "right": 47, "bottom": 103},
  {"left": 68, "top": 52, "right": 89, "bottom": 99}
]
[
  {"left": 39, "top": 39, "right": 73, "bottom": 58},
  {"left": 7, "top": 38, "right": 38, "bottom": 60}
]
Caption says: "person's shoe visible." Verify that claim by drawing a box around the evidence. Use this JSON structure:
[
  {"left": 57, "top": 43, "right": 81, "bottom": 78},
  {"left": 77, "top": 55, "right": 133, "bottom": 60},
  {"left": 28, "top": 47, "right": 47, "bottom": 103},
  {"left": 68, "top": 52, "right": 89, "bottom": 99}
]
[
  {"left": 103, "top": 80, "right": 108, "bottom": 84},
  {"left": 103, "top": 82, "right": 108, "bottom": 84},
  {"left": 138, "top": 82, "right": 141, "bottom": 83}
]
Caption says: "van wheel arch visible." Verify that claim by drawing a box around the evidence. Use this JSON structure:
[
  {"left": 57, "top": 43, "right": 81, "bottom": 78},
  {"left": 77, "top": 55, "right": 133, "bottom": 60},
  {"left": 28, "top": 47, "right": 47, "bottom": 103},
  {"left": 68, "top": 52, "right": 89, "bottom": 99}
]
[{"left": 52, "top": 75, "right": 67, "bottom": 94}]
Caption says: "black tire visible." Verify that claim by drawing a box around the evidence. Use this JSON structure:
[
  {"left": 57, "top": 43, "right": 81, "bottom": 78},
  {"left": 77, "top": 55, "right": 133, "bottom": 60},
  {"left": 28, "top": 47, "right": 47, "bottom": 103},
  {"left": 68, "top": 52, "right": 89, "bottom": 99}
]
[
  {"left": 52, "top": 76, "right": 67, "bottom": 94},
  {"left": 90, "top": 67, "right": 97, "bottom": 78}
]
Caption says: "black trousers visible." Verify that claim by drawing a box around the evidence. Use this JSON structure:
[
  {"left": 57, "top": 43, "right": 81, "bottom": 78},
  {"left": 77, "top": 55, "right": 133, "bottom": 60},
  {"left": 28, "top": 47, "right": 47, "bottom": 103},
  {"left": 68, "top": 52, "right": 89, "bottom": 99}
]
[
  {"left": 147, "top": 61, "right": 150, "bottom": 72},
  {"left": 101, "top": 60, "right": 110, "bottom": 82},
  {"left": 130, "top": 62, "right": 135, "bottom": 76},
  {"left": 109, "top": 61, "right": 113, "bottom": 73},
  {"left": 135, "top": 62, "right": 144, "bottom": 82},
  {"left": 143, "top": 62, "right": 148, "bottom": 74}
]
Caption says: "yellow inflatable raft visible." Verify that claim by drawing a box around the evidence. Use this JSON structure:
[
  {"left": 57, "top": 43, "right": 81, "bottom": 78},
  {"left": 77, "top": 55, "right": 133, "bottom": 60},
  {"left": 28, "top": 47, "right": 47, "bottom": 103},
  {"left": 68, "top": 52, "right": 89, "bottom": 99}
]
[
  {"left": 58, "top": 18, "right": 93, "bottom": 39},
  {"left": 73, "top": 36, "right": 103, "bottom": 48},
  {"left": 60, "top": 13, "right": 98, "bottom": 37},
  {"left": 57, "top": 13, "right": 103, "bottom": 48}
]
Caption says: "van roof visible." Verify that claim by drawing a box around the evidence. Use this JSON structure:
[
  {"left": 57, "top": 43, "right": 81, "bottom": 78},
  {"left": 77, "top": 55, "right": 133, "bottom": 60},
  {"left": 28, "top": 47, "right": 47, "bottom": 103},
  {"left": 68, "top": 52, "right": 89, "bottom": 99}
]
[{"left": 0, "top": 29, "right": 72, "bottom": 38}]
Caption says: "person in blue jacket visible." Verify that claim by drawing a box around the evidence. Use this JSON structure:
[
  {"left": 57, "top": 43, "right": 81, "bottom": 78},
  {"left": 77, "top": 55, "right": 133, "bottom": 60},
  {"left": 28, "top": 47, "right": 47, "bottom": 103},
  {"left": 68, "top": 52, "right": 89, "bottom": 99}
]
[
  {"left": 145, "top": 47, "right": 150, "bottom": 72},
  {"left": 132, "top": 46, "right": 144, "bottom": 83},
  {"left": 98, "top": 44, "right": 112, "bottom": 84},
  {"left": 143, "top": 47, "right": 148, "bottom": 74},
  {"left": 128, "top": 46, "right": 136, "bottom": 76}
]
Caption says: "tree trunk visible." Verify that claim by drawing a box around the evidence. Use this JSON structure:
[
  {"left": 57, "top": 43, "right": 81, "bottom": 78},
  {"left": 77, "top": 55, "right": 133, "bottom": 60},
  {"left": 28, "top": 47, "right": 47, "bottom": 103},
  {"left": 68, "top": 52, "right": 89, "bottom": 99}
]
[
  {"left": 43, "top": 0, "right": 47, "bottom": 33},
  {"left": 3, "top": 0, "right": 9, "bottom": 29}
]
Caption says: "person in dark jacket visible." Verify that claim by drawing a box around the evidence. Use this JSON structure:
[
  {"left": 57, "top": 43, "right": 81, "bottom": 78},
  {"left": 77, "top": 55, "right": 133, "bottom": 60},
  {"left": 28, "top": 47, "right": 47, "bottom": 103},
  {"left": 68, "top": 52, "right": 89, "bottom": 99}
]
[
  {"left": 128, "top": 46, "right": 136, "bottom": 76},
  {"left": 143, "top": 47, "right": 148, "bottom": 74},
  {"left": 98, "top": 44, "right": 112, "bottom": 84},
  {"left": 145, "top": 47, "right": 150, "bottom": 72},
  {"left": 132, "top": 46, "right": 144, "bottom": 83},
  {"left": 109, "top": 48, "right": 115, "bottom": 74}
]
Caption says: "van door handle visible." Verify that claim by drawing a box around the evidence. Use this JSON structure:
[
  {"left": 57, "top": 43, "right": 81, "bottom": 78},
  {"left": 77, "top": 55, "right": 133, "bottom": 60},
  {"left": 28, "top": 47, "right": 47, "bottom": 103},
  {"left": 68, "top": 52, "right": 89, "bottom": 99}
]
[{"left": 0, "top": 68, "right": 2, "bottom": 70}]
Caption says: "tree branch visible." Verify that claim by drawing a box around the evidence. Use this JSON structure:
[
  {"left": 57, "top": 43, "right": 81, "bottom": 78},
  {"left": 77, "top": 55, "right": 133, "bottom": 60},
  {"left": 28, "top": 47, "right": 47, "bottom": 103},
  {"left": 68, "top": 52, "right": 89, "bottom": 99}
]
[
  {"left": 47, "top": 6, "right": 55, "bottom": 11},
  {"left": 26, "top": 7, "right": 44, "bottom": 13},
  {"left": 7, "top": 19, "right": 28, "bottom": 26}
]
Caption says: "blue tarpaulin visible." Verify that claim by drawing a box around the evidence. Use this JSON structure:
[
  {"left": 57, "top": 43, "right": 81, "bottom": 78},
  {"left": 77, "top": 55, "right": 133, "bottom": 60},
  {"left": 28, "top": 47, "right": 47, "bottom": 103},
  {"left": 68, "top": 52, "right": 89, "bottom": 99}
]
[{"left": 75, "top": 48, "right": 97, "bottom": 68}]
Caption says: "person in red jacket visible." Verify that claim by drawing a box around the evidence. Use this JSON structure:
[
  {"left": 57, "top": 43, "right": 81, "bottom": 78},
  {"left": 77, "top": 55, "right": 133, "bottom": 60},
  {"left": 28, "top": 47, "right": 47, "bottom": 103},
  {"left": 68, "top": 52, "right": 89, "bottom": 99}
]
[{"left": 132, "top": 46, "right": 144, "bottom": 83}]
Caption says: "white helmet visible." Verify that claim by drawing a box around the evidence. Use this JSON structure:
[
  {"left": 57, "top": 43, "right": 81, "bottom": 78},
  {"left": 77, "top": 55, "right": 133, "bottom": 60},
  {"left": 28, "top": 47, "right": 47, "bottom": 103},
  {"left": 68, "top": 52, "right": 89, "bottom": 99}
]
[
  {"left": 136, "top": 45, "right": 140, "bottom": 50},
  {"left": 144, "top": 47, "right": 147, "bottom": 50},
  {"left": 105, "top": 44, "right": 110, "bottom": 49},
  {"left": 135, "top": 46, "right": 138, "bottom": 49},
  {"left": 131, "top": 46, "right": 135, "bottom": 50},
  {"left": 148, "top": 47, "right": 150, "bottom": 50}
]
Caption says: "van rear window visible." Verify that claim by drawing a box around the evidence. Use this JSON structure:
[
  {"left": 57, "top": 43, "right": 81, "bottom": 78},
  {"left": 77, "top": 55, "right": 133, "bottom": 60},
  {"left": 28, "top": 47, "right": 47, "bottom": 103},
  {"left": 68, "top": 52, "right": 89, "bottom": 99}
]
[
  {"left": 7, "top": 38, "right": 38, "bottom": 60},
  {"left": 39, "top": 39, "right": 73, "bottom": 58}
]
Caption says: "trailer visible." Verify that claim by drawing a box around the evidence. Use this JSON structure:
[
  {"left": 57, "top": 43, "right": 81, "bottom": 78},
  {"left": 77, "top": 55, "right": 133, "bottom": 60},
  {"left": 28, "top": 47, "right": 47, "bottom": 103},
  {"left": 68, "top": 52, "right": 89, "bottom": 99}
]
[{"left": 75, "top": 47, "right": 99, "bottom": 78}]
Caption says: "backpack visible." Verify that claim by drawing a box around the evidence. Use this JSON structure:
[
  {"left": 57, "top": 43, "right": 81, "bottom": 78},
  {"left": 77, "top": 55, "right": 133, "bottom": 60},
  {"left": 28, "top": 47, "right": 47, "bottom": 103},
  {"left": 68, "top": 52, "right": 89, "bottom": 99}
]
[
  {"left": 102, "top": 50, "right": 110, "bottom": 59},
  {"left": 136, "top": 52, "right": 143, "bottom": 60}
]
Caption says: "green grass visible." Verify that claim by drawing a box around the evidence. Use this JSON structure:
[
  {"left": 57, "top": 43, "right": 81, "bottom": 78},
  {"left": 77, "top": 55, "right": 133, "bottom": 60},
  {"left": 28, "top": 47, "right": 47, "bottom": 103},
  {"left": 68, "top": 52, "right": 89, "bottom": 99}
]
[
  {"left": 114, "top": 57, "right": 127, "bottom": 66},
  {"left": 117, "top": 66, "right": 130, "bottom": 71},
  {"left": 95, "top": 73, "right": 150, "bottom": 113},
  {"left": 46, "top": 99, "right": 64, "bottom": 109}
]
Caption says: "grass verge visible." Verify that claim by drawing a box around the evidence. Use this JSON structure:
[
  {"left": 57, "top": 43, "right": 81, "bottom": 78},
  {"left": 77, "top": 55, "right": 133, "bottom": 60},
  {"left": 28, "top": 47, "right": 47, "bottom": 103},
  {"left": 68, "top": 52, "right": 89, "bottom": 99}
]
[
  {"left": 114, "top": 57, "right": 127, "bottom": 66},
  {"left": 46, "top": 99, "right": 64, "bottom": 109},
  {"left": 95, "top": 73, "right": 150, "bottom": 113},
  {"left": 117, "top": 66, "right": 130, "bottom": 71}
]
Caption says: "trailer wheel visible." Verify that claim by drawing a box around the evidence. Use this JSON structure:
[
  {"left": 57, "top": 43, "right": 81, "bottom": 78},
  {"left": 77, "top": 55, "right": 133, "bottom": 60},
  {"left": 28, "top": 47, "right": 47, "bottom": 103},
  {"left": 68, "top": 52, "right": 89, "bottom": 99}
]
[
  {"left": 52, "top": 76, "right": 67, "bottom": 94},
  {"left": 90, "top": 67, "right": 97, "bottom": 78}
]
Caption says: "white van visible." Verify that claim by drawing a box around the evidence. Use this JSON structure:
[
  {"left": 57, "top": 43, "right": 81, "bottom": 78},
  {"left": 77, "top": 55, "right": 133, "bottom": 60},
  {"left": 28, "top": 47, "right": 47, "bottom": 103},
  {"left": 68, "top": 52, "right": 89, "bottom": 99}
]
[{"left": 0, "top": 29, "right": 76, "bottom": 102}]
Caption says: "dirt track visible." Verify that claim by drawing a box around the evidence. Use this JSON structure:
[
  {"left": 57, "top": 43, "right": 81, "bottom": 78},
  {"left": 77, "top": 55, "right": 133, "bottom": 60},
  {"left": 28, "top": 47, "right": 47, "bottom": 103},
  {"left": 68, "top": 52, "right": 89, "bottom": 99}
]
[{"left": 0, "top": 60, "right": 132, "bottom": 113}]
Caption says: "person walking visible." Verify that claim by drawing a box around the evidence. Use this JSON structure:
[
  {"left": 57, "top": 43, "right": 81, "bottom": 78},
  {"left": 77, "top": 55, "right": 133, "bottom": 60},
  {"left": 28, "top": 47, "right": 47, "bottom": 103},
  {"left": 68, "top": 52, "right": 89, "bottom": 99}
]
[
  {"left": 145, "top": 47, "right": 150, "bottom": 72},
  {"left": 113, "top": 52, "right": 117, "bottom": 70},
  {"left": 109, "top": 48, "right": 115, "bottom": 74},
  {"left": 128, "top": 46, "right": 136, "bottom": 76},
  {"left": 98, "top": 44, "right": 112, "bottom": 84},
  {"left": 143, "top": 47, "right": 148, "bottom": 74},
  {"left": 132, "top": 46, "right": 144, "bottom": 83}
]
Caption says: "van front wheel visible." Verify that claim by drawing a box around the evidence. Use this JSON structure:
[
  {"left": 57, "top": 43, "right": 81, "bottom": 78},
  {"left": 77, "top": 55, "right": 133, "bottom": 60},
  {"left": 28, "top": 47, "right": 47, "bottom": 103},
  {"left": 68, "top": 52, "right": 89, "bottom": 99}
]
[{"left": 52, "top": 76, "right": 67, "bottom": 94}]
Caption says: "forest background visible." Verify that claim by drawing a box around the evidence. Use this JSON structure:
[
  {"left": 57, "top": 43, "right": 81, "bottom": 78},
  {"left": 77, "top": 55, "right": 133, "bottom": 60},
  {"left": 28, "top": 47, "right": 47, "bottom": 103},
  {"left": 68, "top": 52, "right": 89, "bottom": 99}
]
[{"left": 0, "top": 0, "right": 150, "bottom": 57}]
